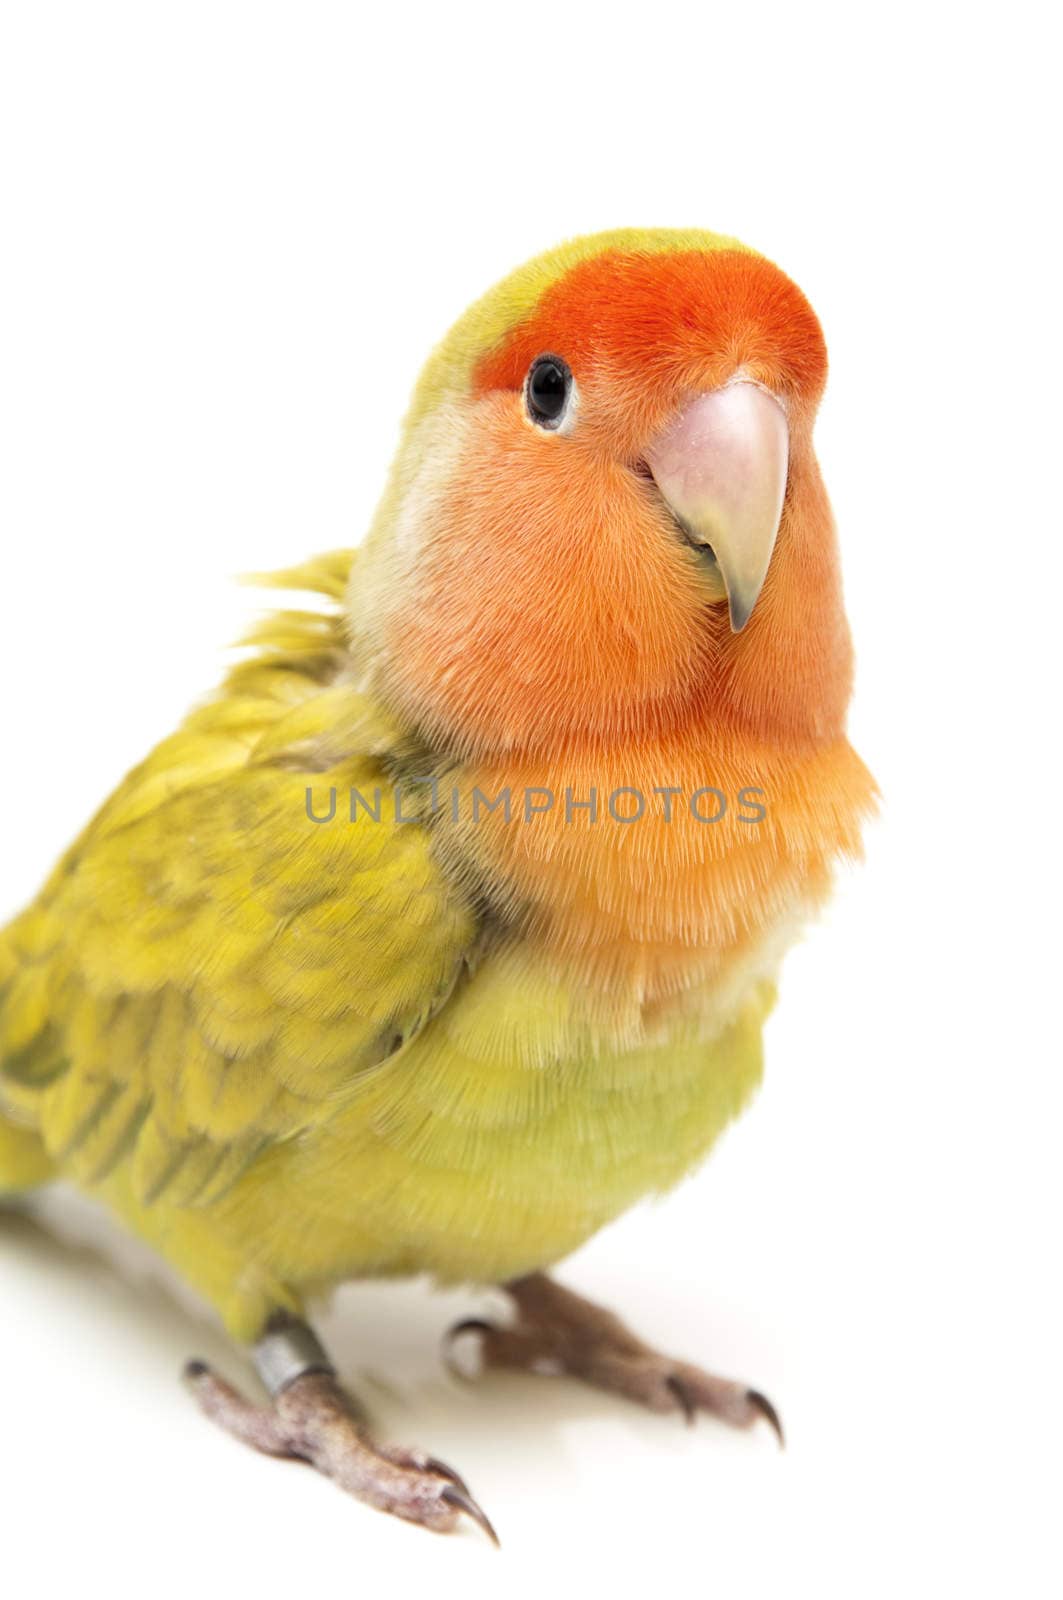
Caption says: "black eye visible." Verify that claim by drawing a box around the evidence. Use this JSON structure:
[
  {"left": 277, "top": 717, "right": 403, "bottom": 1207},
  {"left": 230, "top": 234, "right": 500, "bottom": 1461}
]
[{"left": 525, "top": 354, "right": 573, "bottom": 429}]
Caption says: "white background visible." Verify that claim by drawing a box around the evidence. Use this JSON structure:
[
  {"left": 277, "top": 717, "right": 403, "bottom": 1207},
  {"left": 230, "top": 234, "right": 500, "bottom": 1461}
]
[{"left": 1, "top": 4, "right": 1059, "bottom": 1596}]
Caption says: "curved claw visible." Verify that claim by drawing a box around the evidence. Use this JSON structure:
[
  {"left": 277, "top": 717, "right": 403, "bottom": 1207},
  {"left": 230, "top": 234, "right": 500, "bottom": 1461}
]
[
  {"left": 747, "top": 1388, "right": 785, "bottom": 1449},
  {"left": 441, "top": 1484, "right": 501, "bottom": 1547},
  {"left": 423, "top": 1455, "right": 474, "bottom": 1499},
  {"left": 666, "top": 1373, "right": 698, "bottom": 1426}
]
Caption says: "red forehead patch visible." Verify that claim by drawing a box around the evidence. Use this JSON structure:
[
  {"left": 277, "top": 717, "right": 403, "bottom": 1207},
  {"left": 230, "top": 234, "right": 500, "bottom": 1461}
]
[{"left": 473, "top": 249, "right": 827, "bottom": 401}]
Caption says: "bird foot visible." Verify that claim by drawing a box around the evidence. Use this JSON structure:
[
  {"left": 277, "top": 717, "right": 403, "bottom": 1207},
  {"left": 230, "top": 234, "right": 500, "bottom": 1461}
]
[
  {"left": 446, "top": 1273, "right": 782, "bottom": 1445},
  {"left": 184, "top": 1357, "right": 498, "bottom": 1543}
]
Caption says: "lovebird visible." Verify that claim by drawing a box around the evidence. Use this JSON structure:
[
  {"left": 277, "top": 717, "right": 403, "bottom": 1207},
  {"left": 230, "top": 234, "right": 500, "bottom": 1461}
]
[{"left": 0, "top": 228, "right": 875, "bottom": 1540}]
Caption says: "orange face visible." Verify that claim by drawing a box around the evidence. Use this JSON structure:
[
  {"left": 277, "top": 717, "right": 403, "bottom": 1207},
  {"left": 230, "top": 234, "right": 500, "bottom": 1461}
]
[{"left": 376, "top": 247, "right": 852, "bottom": 757}]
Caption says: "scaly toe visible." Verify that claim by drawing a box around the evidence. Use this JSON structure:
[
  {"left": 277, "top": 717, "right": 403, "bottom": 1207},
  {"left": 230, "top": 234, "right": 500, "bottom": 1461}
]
[{"left": 666, "top": 1372, "right": 698, "bottom": 1425}]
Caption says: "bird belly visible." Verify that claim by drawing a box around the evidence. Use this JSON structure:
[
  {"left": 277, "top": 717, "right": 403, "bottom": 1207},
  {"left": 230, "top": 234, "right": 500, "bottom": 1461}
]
[{"left": 216, "top": 944, "right": 778, "bottom": 1302}]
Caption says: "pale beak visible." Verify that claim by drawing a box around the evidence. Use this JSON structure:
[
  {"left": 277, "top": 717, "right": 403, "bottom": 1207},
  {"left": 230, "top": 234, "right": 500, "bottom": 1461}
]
[{"left": 644, "top": 381, "right": 790, "bottom": 631}]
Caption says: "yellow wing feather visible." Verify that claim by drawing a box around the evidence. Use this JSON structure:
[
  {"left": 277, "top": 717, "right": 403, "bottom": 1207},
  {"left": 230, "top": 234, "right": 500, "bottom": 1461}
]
[{"left": 0, "top": 551, "right": 477, "bottom": 1206}]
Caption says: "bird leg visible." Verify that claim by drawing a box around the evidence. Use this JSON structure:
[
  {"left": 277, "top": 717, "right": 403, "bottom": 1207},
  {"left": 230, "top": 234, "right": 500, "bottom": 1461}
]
[
  {"left": 448, "top": 1272, "right": 783, "bottom": 1443},
  {"left": 185, "top": 1315, "right": 498, "bottom": 1542}
]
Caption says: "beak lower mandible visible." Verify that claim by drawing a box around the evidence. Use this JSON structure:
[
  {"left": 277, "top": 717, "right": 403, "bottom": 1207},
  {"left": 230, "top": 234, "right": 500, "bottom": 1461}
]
[{"left": 644, "top": 381, "right": 790, "bottom": 631}]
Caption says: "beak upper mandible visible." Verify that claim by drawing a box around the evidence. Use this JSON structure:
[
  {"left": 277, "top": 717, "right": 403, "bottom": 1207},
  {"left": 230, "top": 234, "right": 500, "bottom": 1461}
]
[{"left": 644, "top": 381, "right": 790, "bottom": 631}]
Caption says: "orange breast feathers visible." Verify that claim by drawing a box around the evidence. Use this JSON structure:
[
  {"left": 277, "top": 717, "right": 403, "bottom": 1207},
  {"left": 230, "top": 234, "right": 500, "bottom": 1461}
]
[{"left": 442, "top": 727, "right": 875, "bottom": 1006}]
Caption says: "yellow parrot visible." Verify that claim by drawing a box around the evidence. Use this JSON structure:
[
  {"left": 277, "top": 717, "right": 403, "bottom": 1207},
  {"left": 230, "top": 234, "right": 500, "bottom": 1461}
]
[{"left": 0, "top": 228, "right": 875, "bottom": 1539}]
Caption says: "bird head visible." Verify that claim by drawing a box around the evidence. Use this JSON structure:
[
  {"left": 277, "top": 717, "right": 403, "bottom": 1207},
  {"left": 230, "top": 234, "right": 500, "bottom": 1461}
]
[{"left": 351, "top": 228, "right": 852, "bottom": 757}]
